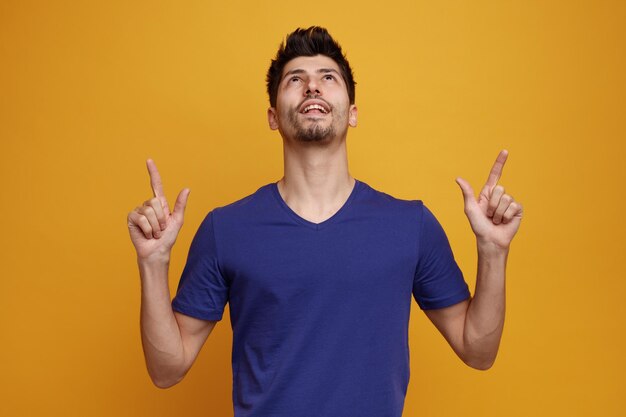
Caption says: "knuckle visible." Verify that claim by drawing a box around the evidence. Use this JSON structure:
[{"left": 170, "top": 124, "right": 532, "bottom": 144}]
[{"left": 138, "top": 216, "right": 151, "bottom": 228}]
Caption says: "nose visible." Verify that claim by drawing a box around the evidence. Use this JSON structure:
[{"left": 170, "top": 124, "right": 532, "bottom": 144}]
[{"left": 305, "top": 78, "right": 321, "bottom": 96}]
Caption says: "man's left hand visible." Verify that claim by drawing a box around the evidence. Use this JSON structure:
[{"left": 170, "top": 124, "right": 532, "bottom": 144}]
[{"left": 455, "top": 150, "right": 523, "bottom": 250}]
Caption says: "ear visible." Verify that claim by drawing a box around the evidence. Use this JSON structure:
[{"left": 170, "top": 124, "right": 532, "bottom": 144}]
[
  {"left": 267, "top": 107, "right": 279, "bottom": 130},
  {"left": 348, "top": 104, "right": 358, "bottom": 127}
]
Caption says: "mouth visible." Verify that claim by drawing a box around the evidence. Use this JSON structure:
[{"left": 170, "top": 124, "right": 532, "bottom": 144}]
[{"left": 299, "top": 100, "right": 330, "bottom": 115}]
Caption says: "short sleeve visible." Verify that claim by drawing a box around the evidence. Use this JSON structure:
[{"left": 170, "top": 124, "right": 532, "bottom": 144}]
[
  {"left": 413, "top": 204, "right": 471, "bottom": 310},
  {"left": 171, "top": 211, "right": 229, "bottom": 321}
]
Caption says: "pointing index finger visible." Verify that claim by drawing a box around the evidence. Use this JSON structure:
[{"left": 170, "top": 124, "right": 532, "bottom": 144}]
[
  {"left": 485, "top": 150, "right": 509, "bottom": 189},
  {"left": 146, "top": 159, "right": 165, "bottom": 198}
]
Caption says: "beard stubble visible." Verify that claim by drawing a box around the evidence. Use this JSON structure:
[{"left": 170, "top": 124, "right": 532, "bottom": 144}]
[{"left": 286, "top": 110, "right": 336, "bottom": 142}]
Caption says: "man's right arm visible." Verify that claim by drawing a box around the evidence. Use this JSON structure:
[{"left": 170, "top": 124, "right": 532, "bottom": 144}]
[
  {"left": 128, "top": 159, "right": 215, "bottom": 388},
  {"left": 138, "top": 257, "right": 217, "bottom": 388}
]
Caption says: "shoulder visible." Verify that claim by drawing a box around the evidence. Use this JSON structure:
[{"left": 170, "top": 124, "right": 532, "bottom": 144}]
[
  {"left": 354, "top": 181, "right": 451, "bottom": 236},
  {"left": 193, "top": 183, "right": 279, "bottom": 240},
  {"left": 209, "top": 183, "right": 274, "bottom": 219},
  {"left": 356, "top": 179, "right": 426, "bottom": 217}
]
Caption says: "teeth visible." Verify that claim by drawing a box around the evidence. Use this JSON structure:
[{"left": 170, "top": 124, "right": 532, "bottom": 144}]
[{"left": 303, "top": 104, "right": 328, "bottom": 113}]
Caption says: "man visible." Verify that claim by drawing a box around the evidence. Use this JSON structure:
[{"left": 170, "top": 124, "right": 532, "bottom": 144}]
[{"left": 127, "top": 27, "right": 523, "bottom": 417}]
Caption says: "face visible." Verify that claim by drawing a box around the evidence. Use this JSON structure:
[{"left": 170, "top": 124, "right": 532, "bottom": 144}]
[{"left": 268, "top": 55, "right": 357, "bottom": 143}]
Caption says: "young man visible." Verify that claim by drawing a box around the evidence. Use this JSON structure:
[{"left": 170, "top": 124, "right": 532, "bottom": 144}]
[{"left": 127, "top": 27, "right": 523, "bottom": 417}]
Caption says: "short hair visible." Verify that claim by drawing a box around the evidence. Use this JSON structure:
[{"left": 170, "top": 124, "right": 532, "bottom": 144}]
[{"left": 266, "top": 26, "right": 356, "bottom": 107}]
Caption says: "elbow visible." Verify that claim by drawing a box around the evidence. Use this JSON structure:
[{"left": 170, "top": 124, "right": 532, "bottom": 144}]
[
  {"left": 461, "top": 350, "right": 497, "bottom": 370},
  {"left": 151, "top": 375, "right": 183, "bottom": 389},
  {"left": 460, "top": 330, "right": 501, "bottom": 371},
  {"left": 148, "top": 369, "right": 185, "bottom": 389},
  {"left": 145, "top": 355, "right": 189, "bottom": 389},
  {"left": 464, "top": 358, "right": 495, "bottom": 371},
  {"left": 154, "top": 381, "right": 177, "bottom": 389}
]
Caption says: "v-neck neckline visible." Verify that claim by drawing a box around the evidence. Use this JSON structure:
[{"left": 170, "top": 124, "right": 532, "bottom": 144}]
[{"left": 271, "top": 179, "right": 361, "bottom": 231}]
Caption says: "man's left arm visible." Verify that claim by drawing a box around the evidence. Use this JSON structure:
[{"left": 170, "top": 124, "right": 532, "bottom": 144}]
[{"left": 424, "top": 150, "right": 523, "bottom": 370}]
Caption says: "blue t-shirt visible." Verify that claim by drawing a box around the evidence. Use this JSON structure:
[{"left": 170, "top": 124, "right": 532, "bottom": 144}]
[{"left": 172, "top": 179, "right": 470, "bottom": 417}]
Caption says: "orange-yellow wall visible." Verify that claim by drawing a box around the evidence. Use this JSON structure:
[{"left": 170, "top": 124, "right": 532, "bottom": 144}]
[{"left": 1, "top": 1, "right": 624, "bottom": 416}]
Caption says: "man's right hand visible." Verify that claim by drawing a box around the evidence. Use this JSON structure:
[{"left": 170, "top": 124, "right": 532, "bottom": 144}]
[{"left": 127, "top": 159, "right": 190, "bottom": 261}]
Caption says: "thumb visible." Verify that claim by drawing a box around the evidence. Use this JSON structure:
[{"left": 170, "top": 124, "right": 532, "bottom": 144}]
[
  {"left": 456, "top": 177, "right": 484, "bottom": 221},
  {"left": 455, "top": 177, "right": 476, "bottom": 207},
  {"left": 172, "top": 188, "right": 190, "bottom": 222}
]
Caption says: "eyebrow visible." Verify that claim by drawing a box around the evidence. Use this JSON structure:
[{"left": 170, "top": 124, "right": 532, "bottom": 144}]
[{"left": 282, "top": 68, "right": 342, "bottom": 81}]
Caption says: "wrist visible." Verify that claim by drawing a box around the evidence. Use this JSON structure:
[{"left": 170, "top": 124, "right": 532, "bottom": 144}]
[
  {"left": 137, "top": 253, "right": 170, "bottom": 269},
  {"left": 137, "top": 255, "right": 170, "bottom": 289},
  {"left": 476, "top": 239, "right": 510, "bottom": 258}
]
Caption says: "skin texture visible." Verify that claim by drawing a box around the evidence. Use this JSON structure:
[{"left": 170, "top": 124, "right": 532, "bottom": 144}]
[
  {"left": 127, "top": 54, "right": 523, "bottom": 388},
  {"left": 425, "top": 150, "right": 523, "bottom": 370},
  {"left": 268, "top": 55, "right": 356, "bottom": 144},
  {"left": 127, "top": 160, "right": 216, "bottom": 388},
  {"left": 267, "top": 55, "right": 359, "bottom": 224}
]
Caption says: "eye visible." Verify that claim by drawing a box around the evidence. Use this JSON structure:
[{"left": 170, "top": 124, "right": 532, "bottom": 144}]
[
  {"left": 324, "top": 74, "right": 335, "bottom": 81},
  {"left": 290, "top": 76, "right": 301, "bottom": 83}
]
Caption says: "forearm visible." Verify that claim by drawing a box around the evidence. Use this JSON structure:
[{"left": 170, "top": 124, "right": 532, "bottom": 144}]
[
  {"left": 138, "top": 256, "right": 185, "bottom": 388},
  {"left": 463, "top": 242, "right": 508, "bottom": 369}
]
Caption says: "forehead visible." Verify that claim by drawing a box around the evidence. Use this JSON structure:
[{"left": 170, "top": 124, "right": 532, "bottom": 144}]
[{"left": 281, "top": 55, "right": 341, "bottom": 78}]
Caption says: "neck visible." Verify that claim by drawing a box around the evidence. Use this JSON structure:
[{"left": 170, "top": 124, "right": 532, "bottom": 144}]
[{"left": 277, "top": 136, "right": 355, "bottom": 223}]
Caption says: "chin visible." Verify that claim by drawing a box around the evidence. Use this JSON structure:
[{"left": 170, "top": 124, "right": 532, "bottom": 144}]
[{"left": 294, "top": 126, "right": 334, "bottom": 142}]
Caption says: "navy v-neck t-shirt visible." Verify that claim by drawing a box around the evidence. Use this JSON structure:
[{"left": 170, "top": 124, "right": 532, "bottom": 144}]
[{"left": 172, "top": 179, "right": 470, "bottom": 417}]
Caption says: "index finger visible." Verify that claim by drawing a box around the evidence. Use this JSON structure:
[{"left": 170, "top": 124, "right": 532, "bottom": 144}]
[
  {"left": 485, "top": 150, "right": 509, "bottom": 188},
  {"left": 146, "top": 158, "right": 165, "bottom": 198}
]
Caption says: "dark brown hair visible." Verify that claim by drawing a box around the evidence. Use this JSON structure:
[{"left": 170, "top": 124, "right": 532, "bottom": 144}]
[{"left": 266, "top": 26, "right": 356, "bottom": 107}]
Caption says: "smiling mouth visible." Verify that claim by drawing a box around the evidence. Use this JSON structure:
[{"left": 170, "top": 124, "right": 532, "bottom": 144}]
[
  {"left": 301, "top": 104, "right": 328, "bottom": 114},
  {"left": 299, "top": 99, "right": 331, "bottom": 115}
]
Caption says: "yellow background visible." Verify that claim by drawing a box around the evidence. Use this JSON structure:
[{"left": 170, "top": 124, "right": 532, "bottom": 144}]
[{"left": 1, "top": 1, "right": 624, "bottom": 416}]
